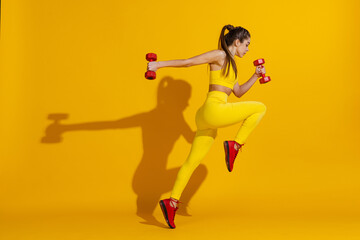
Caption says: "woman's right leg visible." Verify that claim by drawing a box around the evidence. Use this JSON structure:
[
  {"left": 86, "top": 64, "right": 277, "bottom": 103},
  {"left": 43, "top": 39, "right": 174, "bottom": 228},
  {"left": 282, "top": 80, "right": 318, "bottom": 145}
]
[
  {"left": 204, "top": 100, "right": 267, "bottom": 145},
  {"left": 231, "top": 101, "right": 267, "bottom": 144},
  {"left": 199, "top": 97, "right": 266, "bottom": 172}
]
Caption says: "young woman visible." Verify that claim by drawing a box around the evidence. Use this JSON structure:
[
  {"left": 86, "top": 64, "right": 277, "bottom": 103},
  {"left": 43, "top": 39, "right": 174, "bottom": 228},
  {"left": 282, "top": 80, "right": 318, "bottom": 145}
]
[{"left": 147, "top": 24, "right": 267, "bottom": 229}]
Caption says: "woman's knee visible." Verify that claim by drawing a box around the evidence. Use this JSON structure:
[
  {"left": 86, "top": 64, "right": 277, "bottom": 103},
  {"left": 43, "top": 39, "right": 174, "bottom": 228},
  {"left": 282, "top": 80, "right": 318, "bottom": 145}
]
[
  {"left": 260, "top": 102, "right": 267, "bottom": 113},
  {"left": 254, "top": 101, "right": 267, "bottom": 113}
]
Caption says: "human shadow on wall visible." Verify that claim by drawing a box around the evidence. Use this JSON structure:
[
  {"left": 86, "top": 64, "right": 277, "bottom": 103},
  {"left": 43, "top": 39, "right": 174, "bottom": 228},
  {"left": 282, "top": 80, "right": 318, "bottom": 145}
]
[{"left": 41, "top": 76, "right": 208, "bottom": 228}]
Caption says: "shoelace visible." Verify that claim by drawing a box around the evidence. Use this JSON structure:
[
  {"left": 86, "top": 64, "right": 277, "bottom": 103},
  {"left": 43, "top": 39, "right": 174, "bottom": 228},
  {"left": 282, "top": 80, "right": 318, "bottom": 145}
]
[
  {"left": 169, "top": 199, "right": 182, "bottom": 222},
  {"left": 169, "top": 198, "right": 182, "bottom": 209}
]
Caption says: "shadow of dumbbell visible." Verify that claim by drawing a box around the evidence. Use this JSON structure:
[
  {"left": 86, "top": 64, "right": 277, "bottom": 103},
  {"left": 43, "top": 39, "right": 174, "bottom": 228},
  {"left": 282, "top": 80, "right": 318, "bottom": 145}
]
[{"left": 41, "top": 113, "right": 68, "bottom": 143}]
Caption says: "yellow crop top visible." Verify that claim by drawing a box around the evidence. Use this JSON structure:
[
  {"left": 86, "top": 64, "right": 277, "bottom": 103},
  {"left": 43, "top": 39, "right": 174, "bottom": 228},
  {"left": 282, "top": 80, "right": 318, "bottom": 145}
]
[{"left": 209, "top": 65, "right": 238, "bottom": 90}]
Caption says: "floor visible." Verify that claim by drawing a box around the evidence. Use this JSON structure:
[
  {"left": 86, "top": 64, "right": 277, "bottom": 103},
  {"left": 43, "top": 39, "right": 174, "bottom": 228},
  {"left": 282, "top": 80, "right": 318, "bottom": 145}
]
[{"left": 1, "top": 208, "right": 359, "bottom": 240}]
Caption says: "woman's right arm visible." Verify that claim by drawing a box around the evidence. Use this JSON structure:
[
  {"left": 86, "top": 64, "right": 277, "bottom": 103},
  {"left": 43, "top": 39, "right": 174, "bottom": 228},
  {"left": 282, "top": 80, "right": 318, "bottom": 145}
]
[
  {"left": 148, "top": 50, "right": 223, "bottom": 71},
  {"left": 157, "top": 59, "right": 189, "bottom": 69}
]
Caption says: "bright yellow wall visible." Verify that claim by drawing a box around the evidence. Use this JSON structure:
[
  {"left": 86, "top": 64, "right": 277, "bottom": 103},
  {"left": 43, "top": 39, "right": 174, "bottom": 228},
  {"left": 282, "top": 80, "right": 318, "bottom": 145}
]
[{"left": 1, "top": 0, "right": 360, "bottom": 222}]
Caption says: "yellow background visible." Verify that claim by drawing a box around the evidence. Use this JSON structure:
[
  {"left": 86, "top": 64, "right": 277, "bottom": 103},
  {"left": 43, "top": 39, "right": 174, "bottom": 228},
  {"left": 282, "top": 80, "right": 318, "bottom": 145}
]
[{"left": 1, "top": 0, "right": 360, "bottom": 239}]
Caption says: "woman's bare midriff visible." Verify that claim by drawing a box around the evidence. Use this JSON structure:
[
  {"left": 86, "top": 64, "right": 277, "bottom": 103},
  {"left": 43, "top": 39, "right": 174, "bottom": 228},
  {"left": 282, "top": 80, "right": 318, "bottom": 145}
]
[{"left": 208, "top": 84, "right": 232, "bottom": 96}]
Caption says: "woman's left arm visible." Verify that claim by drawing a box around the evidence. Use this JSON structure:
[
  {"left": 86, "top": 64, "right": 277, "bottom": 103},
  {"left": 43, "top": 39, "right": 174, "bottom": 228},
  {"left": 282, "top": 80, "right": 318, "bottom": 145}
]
[
  {"left": 232, "top": 74, "right": 258, "bottom": 98},
  {"left": 232, "top": 66, "right": 265, "bottom": 98}
]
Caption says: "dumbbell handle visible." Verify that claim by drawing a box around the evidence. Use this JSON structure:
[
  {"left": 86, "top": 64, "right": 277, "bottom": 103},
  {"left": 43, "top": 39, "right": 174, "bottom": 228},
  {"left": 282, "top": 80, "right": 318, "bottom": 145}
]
[
  {"left": 257, "top": 65, "right": 266, "bottom": 78},
  {"left": 145, "top": 53, "right": 157, "bottom": 80},
  {"left": 253, "top": 58, "right": 271, "bottom": 84}
]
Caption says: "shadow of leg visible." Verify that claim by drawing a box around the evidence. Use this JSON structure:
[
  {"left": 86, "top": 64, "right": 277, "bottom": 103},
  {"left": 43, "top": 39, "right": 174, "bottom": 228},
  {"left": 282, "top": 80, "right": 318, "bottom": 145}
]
[
  {"left": 136, "top": 194, "right": 166, "bottom": 227},
  {"left": 134, "top": 164, "right": 207, "bottom": 226}
]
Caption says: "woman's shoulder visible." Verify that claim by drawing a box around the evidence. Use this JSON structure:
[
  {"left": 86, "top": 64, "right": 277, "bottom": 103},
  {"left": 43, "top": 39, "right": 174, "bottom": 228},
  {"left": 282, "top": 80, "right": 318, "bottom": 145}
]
[
  {"left": 208, "top": 50, "right": 226, "bottom": 70},
  {"left": 218, "top": 49, "right": 226, "bottom": 58},
  {"left": 210, "top": 49, "right": 226, "bottom": 58}
]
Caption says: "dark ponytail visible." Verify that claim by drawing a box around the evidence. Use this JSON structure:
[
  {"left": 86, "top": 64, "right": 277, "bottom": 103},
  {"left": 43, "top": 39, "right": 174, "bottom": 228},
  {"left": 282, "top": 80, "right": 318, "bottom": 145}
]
[{"left": 218, "top": 24, "right": 251, "bottom": 79}]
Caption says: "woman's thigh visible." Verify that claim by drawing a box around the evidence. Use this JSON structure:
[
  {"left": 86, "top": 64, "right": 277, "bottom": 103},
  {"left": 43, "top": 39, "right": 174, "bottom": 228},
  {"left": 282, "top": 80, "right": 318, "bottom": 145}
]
[{"left": 199, "top": 101, "right": 266, "bottom": 129}]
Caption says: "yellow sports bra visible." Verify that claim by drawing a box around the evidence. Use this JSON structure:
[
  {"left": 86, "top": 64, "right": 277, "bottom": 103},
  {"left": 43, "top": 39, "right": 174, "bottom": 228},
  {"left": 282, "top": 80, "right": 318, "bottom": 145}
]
[{"left": 209, "top": 64, "right": 238, "bottom": 90}]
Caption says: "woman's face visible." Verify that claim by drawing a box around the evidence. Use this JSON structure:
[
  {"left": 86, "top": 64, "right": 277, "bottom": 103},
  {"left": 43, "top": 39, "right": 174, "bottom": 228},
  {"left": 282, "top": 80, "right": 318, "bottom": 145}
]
[{"left": 235, "top": 38, "right": 250, "bottom": 58}]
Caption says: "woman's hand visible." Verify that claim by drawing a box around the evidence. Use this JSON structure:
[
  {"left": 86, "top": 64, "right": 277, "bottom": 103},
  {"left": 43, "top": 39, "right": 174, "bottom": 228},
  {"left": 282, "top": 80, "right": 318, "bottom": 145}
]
[
  {"left": 147, "top": 61, "right": 159, "bottom": 72},
  {"left": 255, "top": 65, "right": 266, "bottom": 78}
]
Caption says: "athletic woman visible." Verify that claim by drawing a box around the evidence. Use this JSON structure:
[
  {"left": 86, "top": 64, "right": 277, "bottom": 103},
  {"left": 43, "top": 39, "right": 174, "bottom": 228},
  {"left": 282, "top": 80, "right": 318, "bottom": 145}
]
[{"left": 147, "top": 24, "right": 267, "bottom": 229}]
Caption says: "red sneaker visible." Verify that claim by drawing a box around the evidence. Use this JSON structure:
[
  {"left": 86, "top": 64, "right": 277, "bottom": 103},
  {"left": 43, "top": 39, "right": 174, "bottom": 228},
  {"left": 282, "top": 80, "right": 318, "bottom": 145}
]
[
  {"left": 159, "top": 198, "right": 180, "bottom": 229},
  {"left": 223, "top": 141, "right": 244, "bottom": 172}
]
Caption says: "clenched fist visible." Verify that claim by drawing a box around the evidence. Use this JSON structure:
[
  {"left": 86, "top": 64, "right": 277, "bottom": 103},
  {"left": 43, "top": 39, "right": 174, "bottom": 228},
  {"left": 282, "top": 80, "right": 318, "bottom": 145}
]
[
  {"left": 255, "top": 65, "right": 266, "bottom": 78},
  {"left": 147, "top": 61, "right": 159, "bottom": 72}
]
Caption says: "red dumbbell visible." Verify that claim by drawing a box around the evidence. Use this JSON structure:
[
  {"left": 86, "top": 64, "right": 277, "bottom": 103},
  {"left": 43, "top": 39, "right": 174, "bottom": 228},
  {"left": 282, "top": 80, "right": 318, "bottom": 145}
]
[
  {"left": 253, "top": 58, "right": 271, "bottom": 84},
  {"left": 145, "top": 53, "right": 157, "bottom": 80}
]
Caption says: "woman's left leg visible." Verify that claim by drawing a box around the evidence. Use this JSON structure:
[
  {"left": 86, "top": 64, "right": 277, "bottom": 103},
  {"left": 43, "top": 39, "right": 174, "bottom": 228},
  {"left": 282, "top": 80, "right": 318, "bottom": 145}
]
[
  {"left": 170, "top": 128, "right": 217, "bottom": 200},
  {"left": 160, "top": 128, "right": 216, "bottom": 228}
]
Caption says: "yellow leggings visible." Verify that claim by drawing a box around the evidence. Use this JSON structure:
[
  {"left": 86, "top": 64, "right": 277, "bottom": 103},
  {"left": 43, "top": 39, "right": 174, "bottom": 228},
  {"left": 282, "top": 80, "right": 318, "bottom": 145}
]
[{"left": 170, "top": 91, "right": 267, "bottom": 200}]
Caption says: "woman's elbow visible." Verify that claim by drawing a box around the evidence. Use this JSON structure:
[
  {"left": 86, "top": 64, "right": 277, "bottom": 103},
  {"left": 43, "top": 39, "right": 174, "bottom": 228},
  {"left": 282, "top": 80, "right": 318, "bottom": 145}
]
[
  {"left": 233, "top": 88, "right": 243, "bottom": 98},
  {"left": 232, "top": 91, "right": 241, "bottom": 98},
  {"left": 235, "top": 93, "right": 243, "bottom": 98},
  {"left": 183, "top": 59, "right": 193, "bottom": 67}
]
